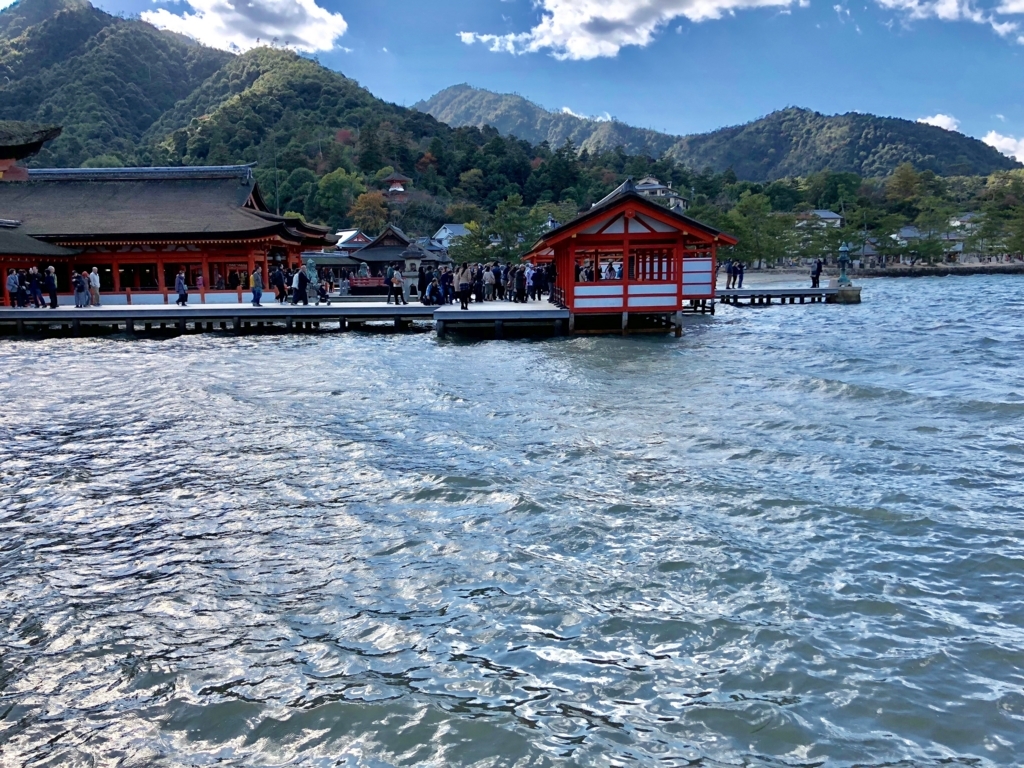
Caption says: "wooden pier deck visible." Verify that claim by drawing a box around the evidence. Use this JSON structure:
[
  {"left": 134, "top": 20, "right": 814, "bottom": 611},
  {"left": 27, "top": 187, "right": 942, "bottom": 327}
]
[
  {"left": 0, "top": 300, "right": 570, "bottom": 337},
  {"left": 718, "top": 287, "right": 838, "bottom": 306}
]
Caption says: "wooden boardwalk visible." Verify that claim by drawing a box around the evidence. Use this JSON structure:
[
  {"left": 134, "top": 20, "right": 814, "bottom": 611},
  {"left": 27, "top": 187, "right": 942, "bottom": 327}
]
[
  {"left": 718, "top": 287, "right": 838, "bottom": 306},
  {"left": 0, "top": 299, "right": 569, "bottom": 337}
]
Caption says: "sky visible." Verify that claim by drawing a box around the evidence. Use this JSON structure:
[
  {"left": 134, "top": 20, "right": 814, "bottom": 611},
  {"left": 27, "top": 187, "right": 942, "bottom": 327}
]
[{"left": 27, "top": 0, "right": 1024, "bottom": 160}]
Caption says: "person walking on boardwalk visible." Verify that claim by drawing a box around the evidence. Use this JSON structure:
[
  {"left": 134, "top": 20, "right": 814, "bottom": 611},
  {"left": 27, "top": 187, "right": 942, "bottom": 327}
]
[
  {"left": 293, "top": 266, "right": 309, "bottom": 305},
  {"left": 27, "top": 267, "right": 43, "bottom": 308},
  {"left": 736, "top": 261, "right": 745, "bottom": 289},
  {"left": 175, "top": 268, "right": 188, "bottom": 306},
  {"left": 514, "top": 266, "right": 527, "bottom": 303},
  {"left": 73, "top": 270, "right": 89, "bottom": 308},
  {"left": 271, "top": 265, "right": 286, "bottom": 303},
  {"left": 455, "top": 263, "right": 472, "bottom": 310},
  {"left": 5, "top": 269, "right": 18, "bottom": 308},
  {"left": 89, "top": 267, "right": 101, "bottom": 306},
  {"left": 811, "top": 259, "right": 823, "bottom": 288},
  {"left": 388, "top": 268, "right": 408, "bottom": 305},
  {"left": 251, "top": 265, "right": 264, "bottom": 307},
  {"left": 45, "top": 267, "right": 58, "bottom": 309},
  {"left": 417, "top": 265, "right": 428, "bottom": 302}
]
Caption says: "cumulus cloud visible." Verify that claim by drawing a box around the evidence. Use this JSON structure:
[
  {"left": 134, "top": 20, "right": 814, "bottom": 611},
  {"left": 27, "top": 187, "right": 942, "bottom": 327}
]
[
  {"left": 142, "top": 0, "right": 347, "bottom": 53},
  {"left": 917, "top": 113, "right": 960, "bottom": 131},
  {"left": 984, "top": 130, "right": 1024, "bottom": 161},
  {"left": 0, "top": 0, "right": 15, "bottom": 10},
  {"left": 459, "top": 0, "right": 797, "bottom": 60}
]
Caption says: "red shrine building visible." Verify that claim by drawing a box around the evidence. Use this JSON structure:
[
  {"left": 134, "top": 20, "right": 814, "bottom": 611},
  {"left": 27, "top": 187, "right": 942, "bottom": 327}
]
[
  {"left": 0, "top": 126, "right": 336, "bottom": 306},
  {"left": 524, "top": 179, "right": 737, "bottom": 324}
]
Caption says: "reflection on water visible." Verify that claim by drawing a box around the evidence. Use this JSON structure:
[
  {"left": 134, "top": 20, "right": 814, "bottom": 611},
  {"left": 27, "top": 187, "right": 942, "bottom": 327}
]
[{"left": 2, "top": 275, "right": 1024, "bottom": 766}]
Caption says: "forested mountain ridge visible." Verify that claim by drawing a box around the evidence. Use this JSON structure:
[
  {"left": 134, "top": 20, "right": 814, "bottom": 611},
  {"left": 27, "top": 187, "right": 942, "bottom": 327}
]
[
  {"left": 413, "top": 84, "right": 678, "bottom": 158},
  {"left": 417, "top": 85, "right": 1020, "bottom": 180},
  {"left": 0, "top": 0, "right": 231, "bottom": 167}
]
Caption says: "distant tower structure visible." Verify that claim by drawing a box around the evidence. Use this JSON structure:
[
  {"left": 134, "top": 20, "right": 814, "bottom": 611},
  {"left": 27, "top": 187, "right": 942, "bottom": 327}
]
[{"left": 381, "top": 171, "right": 412, "bottom": 201}]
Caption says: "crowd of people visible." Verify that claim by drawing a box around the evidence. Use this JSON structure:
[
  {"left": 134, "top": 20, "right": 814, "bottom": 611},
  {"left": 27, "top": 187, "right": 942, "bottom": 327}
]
[
  {"left": 416, "top": 262, "right": 555, "bottom": 310},
  {"left": 5, "top": 266, "right": 100, "bottom": 309}
]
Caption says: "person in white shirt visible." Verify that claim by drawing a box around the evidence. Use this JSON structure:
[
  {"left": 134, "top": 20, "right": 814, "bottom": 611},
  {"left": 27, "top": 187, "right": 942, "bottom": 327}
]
[{"left": 89, "top": 267, "right": 101, "bottom": 306}]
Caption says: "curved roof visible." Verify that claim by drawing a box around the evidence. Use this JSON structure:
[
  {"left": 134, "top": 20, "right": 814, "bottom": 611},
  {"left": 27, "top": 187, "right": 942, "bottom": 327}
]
[
  {"left": 528, "top": 178, "right": 737, "bottom": 253},
  {"left": 0, "top": 122, "right": 62, "bottom": 161},
  {"left": 0, "top": 165, "right": 335, "bottom": 246}
]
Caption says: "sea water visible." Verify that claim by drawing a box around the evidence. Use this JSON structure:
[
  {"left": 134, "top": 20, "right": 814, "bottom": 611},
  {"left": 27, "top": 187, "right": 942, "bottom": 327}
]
[{"left": 1, "top": 275, "right": 1023, "bottom": 766}]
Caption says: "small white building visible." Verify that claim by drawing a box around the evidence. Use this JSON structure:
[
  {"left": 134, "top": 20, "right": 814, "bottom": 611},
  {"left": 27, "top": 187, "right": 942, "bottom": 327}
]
[{"left": 433, "top": 223, "right": 470, "bottom": 249}]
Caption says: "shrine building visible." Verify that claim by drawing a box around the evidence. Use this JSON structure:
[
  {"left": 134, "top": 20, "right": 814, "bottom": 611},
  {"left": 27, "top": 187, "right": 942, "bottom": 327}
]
[
  {"left": 523, "top": 179, "right": 737, "bottom": 326},
  {"left": 0, "top": 125, "right": 336, "bottom": 305}
]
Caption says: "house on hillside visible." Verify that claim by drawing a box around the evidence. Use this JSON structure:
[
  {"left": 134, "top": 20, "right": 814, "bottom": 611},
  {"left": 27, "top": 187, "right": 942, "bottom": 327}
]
[
  {"left": 433, "top": 223, "right": 469, "bottom": 249},
  {"left": 796, "top": 209, "right": 845, "bottom": 228},
  {"left": 635, "top": 176, "right": 690, "bottom": 211}
]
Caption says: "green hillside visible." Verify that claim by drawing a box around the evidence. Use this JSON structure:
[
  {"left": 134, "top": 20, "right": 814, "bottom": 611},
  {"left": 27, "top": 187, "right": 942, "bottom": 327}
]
[
  {"left": 0, "top": 0, "right": 230, "bottom": 167},
  {"left": 417, "top": 85, "right": 1020, "bottom": 181}
]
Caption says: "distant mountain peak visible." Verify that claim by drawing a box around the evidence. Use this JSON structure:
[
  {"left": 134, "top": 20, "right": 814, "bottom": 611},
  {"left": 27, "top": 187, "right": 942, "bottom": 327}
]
[{"left": 416, "top": 86, "right": 1019, "bottom": 180}]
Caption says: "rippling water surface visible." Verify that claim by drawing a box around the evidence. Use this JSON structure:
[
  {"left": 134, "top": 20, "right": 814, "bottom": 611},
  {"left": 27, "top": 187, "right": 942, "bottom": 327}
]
[{"left": 2, "top": 275, "right": 1024, "bottom": 767}]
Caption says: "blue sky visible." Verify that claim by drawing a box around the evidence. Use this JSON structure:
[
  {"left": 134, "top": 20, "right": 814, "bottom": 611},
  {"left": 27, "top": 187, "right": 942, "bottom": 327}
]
[{"left": 78, "top": 0, "right": 1024, "bottom": 158}]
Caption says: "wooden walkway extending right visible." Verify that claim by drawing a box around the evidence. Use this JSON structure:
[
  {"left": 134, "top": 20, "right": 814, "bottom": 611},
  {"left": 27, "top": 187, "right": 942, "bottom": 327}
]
[{"left": 718, "top": 287, "right": 837, "bottom": 305}]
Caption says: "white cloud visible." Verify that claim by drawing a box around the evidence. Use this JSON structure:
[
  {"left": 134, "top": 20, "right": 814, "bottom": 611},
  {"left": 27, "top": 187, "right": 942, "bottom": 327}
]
[
  {"left": 917, "top": 113, "right": 960, "bottom": 131},
  {"left": 561, "top": 106, "right": 612, "bottom": 121},
  {"left": 459, "top": 0, "right": 797, "bottom": 60},
  {"left": 0, "top": 0, "right": 15, "bottom": 10},
  {"left": 142, "top": 0, "right": 347, "bottom": 53},
  {"left": 875, "top": 0, "right": 1019, "bottom": 40},
  {"left": 984, "top": 130, "right": 1024, "bottom": 161}
]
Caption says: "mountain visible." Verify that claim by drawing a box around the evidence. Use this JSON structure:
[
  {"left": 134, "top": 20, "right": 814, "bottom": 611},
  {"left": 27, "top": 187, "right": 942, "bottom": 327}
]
[
  {"left": 416, "top": 85, "right": 1020, "bottom": 181},
  {"left": 0, "top": 0, "right": 231, "bottom": 167},
  {"left": 414, "top": 84, "right": 678, "bottom": 157}
]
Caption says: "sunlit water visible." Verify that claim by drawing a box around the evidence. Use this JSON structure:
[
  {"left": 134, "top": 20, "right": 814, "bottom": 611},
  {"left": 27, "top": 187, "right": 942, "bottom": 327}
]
[{"left": 2, "top": 275, "right": 1023, "bottom": 767}]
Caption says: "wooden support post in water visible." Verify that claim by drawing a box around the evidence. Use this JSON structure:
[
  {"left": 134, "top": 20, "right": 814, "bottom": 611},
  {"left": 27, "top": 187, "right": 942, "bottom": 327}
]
[
  {"left": 177, "top": 318, "right": 186, "bottom": 333},
  {"left": 674, "top": 311, "right": 683, "bottom": 337},
  {"left": 568, "top": 313, "right": 575, "bottom": 333},
  {"left": 621, "top": 312, "right": 629, "bottom": 335},
  {"left": 285, "top": 316, "right": 293, "bottom": 331},
  {"left": 494, "top": 319, "right": 503, "bottom": 339},
  {"left": 145, "top": 322, "right": 152, "bottom": 331},
  {"left": 554, "top": 318, "right": 563, "bottom": 336},
  {"left": 72, "top": 319, "right": 80, "bottom": 337},
  {"left": 339, "top": 317, "right": 347, "bottom": 331},
  {"left": 436, "top": 319, "right": 446, "bottom": 338},
  {"left": 233, "top": 317, "right": 241, "bottom": 334},
  {"left": 16, "top": 319, "right": 24, "bottom": 337},
  {"left": 126, "top": 319, "right": 135, "bottom": 335}
]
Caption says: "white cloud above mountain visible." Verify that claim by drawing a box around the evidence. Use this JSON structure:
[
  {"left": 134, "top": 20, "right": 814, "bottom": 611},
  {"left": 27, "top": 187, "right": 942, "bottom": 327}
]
[
  {"left": 917, "top": 113, "right": 960, "bottom": 131},
  {"left": 460, "top": 0, "right": 1024, "bottom": 59},
  {"left": 459, "top": 0, "right": 797, "bottom": 60},
  {"left": 142, "top": 0, "right": 347, "bottom": 53},
  {"left": 984, "top": 130, "right": 1024, "bottom": 160}
]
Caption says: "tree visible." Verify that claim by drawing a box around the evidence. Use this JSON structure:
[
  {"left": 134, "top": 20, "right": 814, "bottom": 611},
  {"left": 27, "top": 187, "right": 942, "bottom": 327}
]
[
  {"left": 887, "top": 163, "right": 920, "bottom": 202},
  {"left": 357, "top": 126, "right": 383, "bottom": 174},
  {"left": 490, "top": 193, "right": 541, "bottom": 262},
  {"left": 445, "top": 202, "right": 488, "bottom": 225},
  {"left": 448, "top": 221, "right": 493, "bottom": 264},
  {"left": 348, "top": 191, "right": 389, "bottom": 233},
  {"left": 316, "top": 168, "right": 366, "bottom": 227}
]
